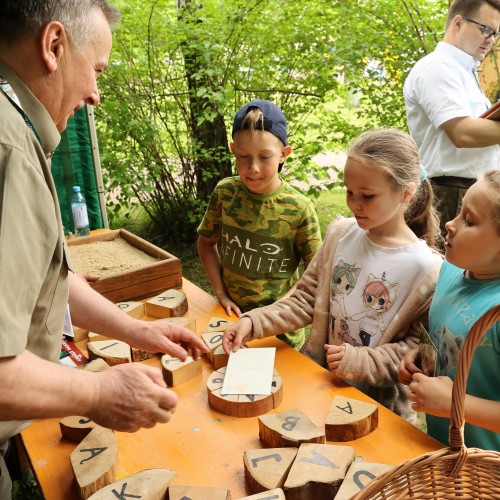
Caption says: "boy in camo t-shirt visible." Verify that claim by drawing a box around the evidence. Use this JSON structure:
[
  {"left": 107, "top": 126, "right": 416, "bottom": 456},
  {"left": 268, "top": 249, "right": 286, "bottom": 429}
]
[{"left": 197, "top": 99, "right": 321, "bottom": 349}]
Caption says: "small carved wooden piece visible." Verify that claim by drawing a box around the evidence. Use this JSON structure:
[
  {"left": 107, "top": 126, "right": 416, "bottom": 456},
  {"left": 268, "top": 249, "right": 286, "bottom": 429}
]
[
  {"left": 244, "top": 448, "right": 297, "bottom": 493},
  {"left": 283, "top": 443, "right": 355, "bottom": 500},
  {"left": 60, "top": 416, "right": 98, "bottom": 443},
  {"left": 259, "top": 408, "right": 325, "bottom": 448},
  {"left": 88, "top": 332, "right": 113, "bottom": 343},
  {"left": 144, "top": 289, "right": 188, "bottom": 318},
  {"left": 325, "top": 395, "right": 378, "bottom": 442},
  {"left": 213, "top": 344, "right": 229, "bottom": 369},
  {"left": 87, "top": 468, "right": 177, "bottom": 500},
  {"left": 70, "top": 426, "right": 119, "bottom": 499},
  {"left": 207, "top": 367, "right": 283, "bottom": 417},
  {"left": 114, "top": 300, "right": 145, "bottom": 319},
  {"left": 87, "top": 340, "right": 131, "bottom": 366},
  {"left": 237, "top": 489, "right": 286, "bottom": 500},
  {"left": 169, "top": 484, "right": 231, "bottom": 500},
  {"left": 72, "top": 325, "right": 89, "bottom": 343},
  {"left": 201, "top": 331, "right": 224, "bottom": 363},
  {"left": 164, "top": 316, "right": 197, "bottom": 333},
  {"left": 204, "top": 316, "right": 232, "bottom": 332},
  {"left": 335, "top": 460, "right": 393, "bottom": 499},
  {"left": 161, "top": 353, "right": 202, "bottom": 386},
  {"left": 83, "top": 358, "right": 110, "bottom": 372},
  {"left": 201, "top": 317, "right": 233, "bottom": 362},
  {"left": 131, "top": 347, "right": 158, "bottom": 362}
]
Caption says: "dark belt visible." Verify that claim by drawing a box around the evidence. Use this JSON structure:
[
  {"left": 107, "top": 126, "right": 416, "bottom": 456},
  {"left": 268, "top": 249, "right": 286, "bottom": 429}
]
[{"left": 429, "top": 176, "right": 476, "bottom": 189}]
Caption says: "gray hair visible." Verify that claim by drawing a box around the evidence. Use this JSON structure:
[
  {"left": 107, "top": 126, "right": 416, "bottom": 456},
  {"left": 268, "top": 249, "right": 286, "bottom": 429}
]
[{"left": 0, "top": 0, "right": 120, "bottom": 49}]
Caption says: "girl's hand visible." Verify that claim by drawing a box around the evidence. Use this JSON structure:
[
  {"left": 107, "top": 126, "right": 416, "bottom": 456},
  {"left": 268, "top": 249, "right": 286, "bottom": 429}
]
[
  {"left": 222, "top": 318, "right": 253, "bottom": 354},
  {"left": 398, "top": 348, "right": 422, "bottom": 386},
  {"left": 408, "top": 372, "right": 453, "bottom": 418},
  {"left": 324, "top": 343, "right": 346, "bottom": 371}
]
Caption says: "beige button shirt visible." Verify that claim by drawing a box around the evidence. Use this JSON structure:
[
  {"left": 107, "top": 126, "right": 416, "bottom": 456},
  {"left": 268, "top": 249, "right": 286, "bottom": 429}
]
[{"left": 0, "top": 64, "right": 69, "bottom": 441}]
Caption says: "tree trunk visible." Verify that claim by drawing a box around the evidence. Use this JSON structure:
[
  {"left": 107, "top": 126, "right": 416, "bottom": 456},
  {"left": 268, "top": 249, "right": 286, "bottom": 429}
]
[{"left": 177, "top": 0, "right": 233, "bottom": 201}]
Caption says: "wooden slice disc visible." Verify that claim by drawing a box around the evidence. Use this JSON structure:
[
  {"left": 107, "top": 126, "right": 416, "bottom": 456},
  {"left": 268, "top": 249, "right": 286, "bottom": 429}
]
[
  {"left": 207, "top": 367, "right": 283, "bottom": 418},
  {"left": 70, "top": 426, "right": 119, "bottom": 499},
  {"left": 243, "top": 448, "right": 298, "bottom": 493},
  {"left": 259, "top": 408, "right": 325, "bottom": 448},
  {"left": 335, "top": 460, "right": 392, "bottom": 499},
  {"left": 144, "top": 289, "right": 188, "bottom": 318},
  {"left": 87, "top": 468, "right": 176, "bottom": 500},
  {"left": 283, "top": 443, "right": 355, "bottom": 499},
  {"left": 114, "top": 300, "right": 145, "bottom": 319},
  {"left": 169, "top": 484, "right": 231, "bottom": 500},
  {"left": 59, "top": 416, "right": 98, "bottom": 443},
  {"left": 87, "top": 340, "right": 131, "bottom": 366},
  {"left": 237, "top": 489, "right": 286, "bottom": 500},
  {"left": 325, "top": 395, "right": 378, "bottom": 442},
  {"left": 161, "top": 353, "right": 202, "bottom": 386}
]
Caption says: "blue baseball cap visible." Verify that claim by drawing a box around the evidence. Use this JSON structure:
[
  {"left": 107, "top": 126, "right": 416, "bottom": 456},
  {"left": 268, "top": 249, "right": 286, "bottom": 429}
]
[{"left": 232, "top": 99, "right": 288, "bottom": 146}]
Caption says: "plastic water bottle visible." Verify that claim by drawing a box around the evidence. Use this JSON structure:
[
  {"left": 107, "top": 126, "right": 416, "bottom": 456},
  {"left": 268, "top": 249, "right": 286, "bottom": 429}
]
[{"left": 71, "top": 186, "right": 90, "bottom": 237}]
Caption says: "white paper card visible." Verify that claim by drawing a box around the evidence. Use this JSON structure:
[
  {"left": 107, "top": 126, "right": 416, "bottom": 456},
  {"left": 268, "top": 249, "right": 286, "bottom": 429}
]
[{"left": 221, "top": 347, "right": 276, "bottom": 396}]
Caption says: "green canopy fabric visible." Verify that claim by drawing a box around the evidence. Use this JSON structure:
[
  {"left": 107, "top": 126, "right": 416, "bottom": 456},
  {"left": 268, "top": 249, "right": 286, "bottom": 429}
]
[{"left": 51, "top": 107, "right": 104, "bottom": 235}]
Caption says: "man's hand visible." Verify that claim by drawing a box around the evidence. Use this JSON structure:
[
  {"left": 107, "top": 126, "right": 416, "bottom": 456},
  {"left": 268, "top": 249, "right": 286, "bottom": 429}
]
[
  {"left": 222, "top": 317, "right": 253, "bottom": 354},
  {"left": 87, "top": 363, "right": 178, "bottom": 432},
  {"left": 126, "top": 319, "right": 210, "bottom": 361}
]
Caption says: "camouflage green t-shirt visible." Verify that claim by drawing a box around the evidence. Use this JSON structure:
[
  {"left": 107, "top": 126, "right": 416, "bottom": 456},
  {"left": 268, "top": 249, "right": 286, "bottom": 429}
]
[{"left": 198, "top": 176, "right": 322, "bottom": 348}]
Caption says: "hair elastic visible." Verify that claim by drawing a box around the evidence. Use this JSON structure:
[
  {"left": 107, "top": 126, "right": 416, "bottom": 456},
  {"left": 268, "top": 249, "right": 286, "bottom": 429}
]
[{"left": 419, "top": 164, "right": 427, "bottom": 182}]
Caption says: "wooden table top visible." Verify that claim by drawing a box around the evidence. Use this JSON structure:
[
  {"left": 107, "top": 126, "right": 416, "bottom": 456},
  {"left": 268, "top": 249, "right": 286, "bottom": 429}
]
[{"left": 20, "top": 279, "right": 441, "bottom": 499}]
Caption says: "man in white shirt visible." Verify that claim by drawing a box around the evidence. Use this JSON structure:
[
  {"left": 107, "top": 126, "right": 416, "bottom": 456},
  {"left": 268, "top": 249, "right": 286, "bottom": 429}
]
[{"left": 404, "top": 0, "right": 500, "bottom": 239}]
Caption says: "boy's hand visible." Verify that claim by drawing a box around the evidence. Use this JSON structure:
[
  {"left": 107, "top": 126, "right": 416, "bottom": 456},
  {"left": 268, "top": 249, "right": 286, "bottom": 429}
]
[
  {"left": 218, "top": 295, "right": 242, "bottom": 318},
  {"left": 324, "top": 344, "right": 346, "bottom": 371},
  {"left": 222, "top": 317, "right": 253, "bottom": 354},
  {"left": 398, "top": 347, "right": 422, "bottom": 386},
  {"left": 408, "top": 373, "right": 453, "bottom": 418}
]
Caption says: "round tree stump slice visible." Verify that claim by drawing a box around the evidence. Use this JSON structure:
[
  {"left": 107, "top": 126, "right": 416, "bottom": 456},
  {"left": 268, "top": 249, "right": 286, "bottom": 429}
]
[
  {"left": 161, "top": 353, "right": 202, "bottom": 386},
  {"left": 283, "top": 443, "right": 355, "bottom": 500},
  {"left": 213, "top": 344, "right": 229, "bottom": 369},
  {"left": 335, "top": 460, "right": 392, "bottom": 499},
  {"left": 259, "top": 408, "right": 325, "bottom": 448},
  {"left": 169, "top": 484, "right": 231, "bottom": 500},
  {"left": 144, "top": 289, "right": 188, "bottom": 318},
  {"left": 70, "top": 426, "right": 119, "bottom": 499},
  {"left": 244, "top": 448, "right": 298, "bottom": 493},
  {"left": 83, "top": 358, "right": 111, "bottom": 372},
  {"left": 87, "top": 468, "right": 176, "bottom": 500},
  {"left": 237, "top": 489, "right": 286, "bottom": 500},
  {"left": 87, "top": 340, "right": 131, "bottom": 366},
  {"left": 207, "top": 367, "right": 283, "bottom": 417},
  {"left": 59, "top": 416, "right": 98, "bottom": 443},
  {"left": 325, "top": 395, "right": 378, "bottom": 442}
]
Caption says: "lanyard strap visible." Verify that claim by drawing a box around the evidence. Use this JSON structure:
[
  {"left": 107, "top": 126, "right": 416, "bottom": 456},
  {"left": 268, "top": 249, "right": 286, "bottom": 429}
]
[{"left": 0, "top": 84, "right": 44, "bottom": 148}]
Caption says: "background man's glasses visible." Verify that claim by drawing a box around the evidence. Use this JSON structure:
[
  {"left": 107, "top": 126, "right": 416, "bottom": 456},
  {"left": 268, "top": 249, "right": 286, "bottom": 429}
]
[{"left": 462, "top": 16, "right": 500, "bottom": 40}]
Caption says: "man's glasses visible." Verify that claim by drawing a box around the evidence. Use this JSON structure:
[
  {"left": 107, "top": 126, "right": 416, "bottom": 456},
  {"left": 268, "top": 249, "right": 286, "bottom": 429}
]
[{"left": 463, "top": 16, "right": 500, "bottom": 40}]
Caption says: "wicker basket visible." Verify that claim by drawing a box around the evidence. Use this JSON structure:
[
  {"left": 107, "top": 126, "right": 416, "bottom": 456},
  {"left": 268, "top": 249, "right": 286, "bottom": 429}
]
[{"left": 352, "top": 305, "right": 500, "bottom": 499}]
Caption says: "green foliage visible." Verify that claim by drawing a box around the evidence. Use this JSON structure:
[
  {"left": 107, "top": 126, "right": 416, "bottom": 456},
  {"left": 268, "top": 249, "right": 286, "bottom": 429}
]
[
  {"left": 12, "top": 470, "right": 43, "bottom": 500},
  {"left": 314, "top": 187, "right": 351, "bottom": 236},
  {"left": 329, "top": 0, "right": 448, "bottom": 129},
  {"left": 96, "top": 0, "right": 448, "bottom": 243}
]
